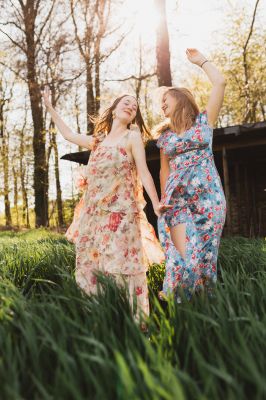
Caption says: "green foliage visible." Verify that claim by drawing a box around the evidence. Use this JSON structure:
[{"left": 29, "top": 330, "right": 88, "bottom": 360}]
[
  {"left": 0, "top": 231, "right": 265, "bottom": 399},
  {"left": 180, "top": 4, "right": 266, "bottom": 127},
  {"left": 0, "top": 197, "right": 78, "bottom": 229},
  {"left": 147, "top": 261, "right": 166, "bottom": 295}
]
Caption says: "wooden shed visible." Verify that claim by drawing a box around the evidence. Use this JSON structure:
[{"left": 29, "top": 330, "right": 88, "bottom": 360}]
[{"left": 62, "top": 121, "right": 266, "bottom": 238}]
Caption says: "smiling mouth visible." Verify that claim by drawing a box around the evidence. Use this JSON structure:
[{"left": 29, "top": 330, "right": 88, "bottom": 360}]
[{"left": 124, "top": 110, "right": 132, "bottom": 116}]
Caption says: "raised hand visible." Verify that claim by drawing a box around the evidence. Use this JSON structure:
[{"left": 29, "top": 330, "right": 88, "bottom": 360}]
[
  {"left": 186, "top": 48, "right": 207, "bottom": 67},
  {"left": 41, "top": 85, "right": 52, "bottom": 110}
]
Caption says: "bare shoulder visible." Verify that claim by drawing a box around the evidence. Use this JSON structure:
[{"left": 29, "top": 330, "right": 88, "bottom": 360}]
[{"left": 128, "top": 125, "right": 143, "bottom": 144}]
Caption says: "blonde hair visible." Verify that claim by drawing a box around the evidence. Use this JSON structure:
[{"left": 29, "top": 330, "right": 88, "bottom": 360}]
[
  {"left": 154, "top": 87, "right": 199, "bottom": 137},
  {"left": 91, "top": 95, "right": 151, "bottom": 149}
]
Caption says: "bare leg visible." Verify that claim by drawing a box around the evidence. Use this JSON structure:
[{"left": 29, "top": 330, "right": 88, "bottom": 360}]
[{"left": 170, "top": 223, "right": 186, "bottom": 260}]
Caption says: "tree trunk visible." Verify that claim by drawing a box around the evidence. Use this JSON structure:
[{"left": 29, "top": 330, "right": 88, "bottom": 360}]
[
  {"left": 0, "top": 88, "right": 12, "bottom": 226},
  {"left": 19, "top": 127, "right": 30, "bottom": 228},
  {"left": 86, "top": 65, "right": 95, "bottom": 134},
  {"left": 23, "top": 1, "right": 49, "bottom": 227},
  {"left": 2, "top": 136, "right": 12, "bottom": 227},
  {"left": 12, "top": 166, "right": 19, "bottom": 226},
  {"left": 242, "top": 0, "right": 260, "bottom": 123},
  {"left": 26, "top": 54, "right": 48, "bottom": 227},
  {"left": 155, "top": 0, "right": 172, "bottom": 86},
  {"left": 50, "top": 126, "right": 65, "bottom": 227}
]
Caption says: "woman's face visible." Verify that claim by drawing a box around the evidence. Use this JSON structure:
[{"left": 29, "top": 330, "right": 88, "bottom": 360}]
[
  {"left": 114, "top": 96, "right": 138, "bottom": 124},
  {"left": 161, "top": 92, "right": 178, "bottom": 118}
]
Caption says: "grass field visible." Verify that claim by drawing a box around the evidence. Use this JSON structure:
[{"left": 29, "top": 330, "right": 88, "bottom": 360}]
[{"left": 0, "top": 229, "right": 265, "bottom": 400}]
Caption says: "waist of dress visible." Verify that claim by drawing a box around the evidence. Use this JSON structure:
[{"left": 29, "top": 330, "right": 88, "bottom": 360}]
[{"left": 169, "top": 148, "right": 213, "bottom": 171}]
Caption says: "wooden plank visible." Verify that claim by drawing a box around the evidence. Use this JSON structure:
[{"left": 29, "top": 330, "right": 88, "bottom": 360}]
[
  {"left": 214, "top": 137, "right": 266, "bottom": 151},
  {"left": 222, "top": 147, "right": 232, "bottom": 235}
]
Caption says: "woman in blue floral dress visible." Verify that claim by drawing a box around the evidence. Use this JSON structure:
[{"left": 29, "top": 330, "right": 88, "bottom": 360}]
[{"left": 156, "top": 48, "right": 226, "bottom": 302}]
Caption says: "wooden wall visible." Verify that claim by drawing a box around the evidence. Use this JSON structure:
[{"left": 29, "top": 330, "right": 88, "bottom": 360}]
[{"left": 145, "top": 144, "right": 266, "bottom": 238}]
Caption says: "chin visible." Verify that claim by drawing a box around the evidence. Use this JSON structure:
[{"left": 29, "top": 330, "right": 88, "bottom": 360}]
[{"left": 116, "top": 115, "right": 129, "bottom": 123}]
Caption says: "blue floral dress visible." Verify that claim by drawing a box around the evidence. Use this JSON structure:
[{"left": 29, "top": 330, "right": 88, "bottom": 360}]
[{"left": 157, "top": 111, "right": 226, "bottom": 301}]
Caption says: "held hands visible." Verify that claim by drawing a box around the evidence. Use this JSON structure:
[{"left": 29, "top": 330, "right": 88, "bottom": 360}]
[
  {"left": 41, "top": 85, "right": 53, "bottom": 110},
  {"left": 186, "top": 48, "right": 207, "bottom": 67},
  {"left": 153, "top": 202, "right": 173, "bottom": 217}
]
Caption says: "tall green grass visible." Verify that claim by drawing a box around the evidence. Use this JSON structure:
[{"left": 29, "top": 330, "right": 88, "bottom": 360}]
[{"left": 0, "top": 231, "right": 265, "bottom": 399}]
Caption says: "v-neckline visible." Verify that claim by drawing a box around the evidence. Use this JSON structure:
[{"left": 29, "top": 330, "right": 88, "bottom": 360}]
[{"left": 98, "top": 129, "right": 129, "bottom": 148}]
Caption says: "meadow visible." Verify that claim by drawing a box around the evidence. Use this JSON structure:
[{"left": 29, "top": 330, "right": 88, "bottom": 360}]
[{"left": 0, "top": 230, "right": 265, "bottom": 400}]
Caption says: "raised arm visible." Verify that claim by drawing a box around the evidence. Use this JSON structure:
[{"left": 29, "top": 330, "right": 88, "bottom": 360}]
[
  {"left": 186, "top": 48, "right": 226, "bottom": 127},
  {"left": 41, "top": 86, "right": 94, "bottom": 150}
]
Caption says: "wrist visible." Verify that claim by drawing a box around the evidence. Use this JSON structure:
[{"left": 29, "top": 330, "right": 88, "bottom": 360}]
[
  {"left": 200, "top": 59, "right": 209, "bottom": 68},
  {"left": 152, "top": 200, "right": 160, "bottom": 209}
]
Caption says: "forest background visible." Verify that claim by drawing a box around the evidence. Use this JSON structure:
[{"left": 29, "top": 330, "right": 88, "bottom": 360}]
[{"left": 0, "top": 0, "right": 265, "bottom": 229}]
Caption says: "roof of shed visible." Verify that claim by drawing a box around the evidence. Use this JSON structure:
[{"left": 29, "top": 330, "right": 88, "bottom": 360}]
[{"left": 61, "top": 120, "right": 266, "bottom": 165}]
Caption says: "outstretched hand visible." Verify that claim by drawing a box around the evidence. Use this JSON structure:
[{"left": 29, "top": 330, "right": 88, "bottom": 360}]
[
  {"left": 41, "top": 85, "right": 52, "bottom": 110},
  {"left": 186, "top": 48, "right": 207, "bottom": 67}
]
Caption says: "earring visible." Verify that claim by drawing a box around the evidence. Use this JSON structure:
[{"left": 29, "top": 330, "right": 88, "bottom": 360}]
[{"left": 112, "top": 111, "right": 116, "bottom": 119}]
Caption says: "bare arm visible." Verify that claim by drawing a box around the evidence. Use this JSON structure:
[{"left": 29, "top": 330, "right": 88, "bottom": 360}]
[
  {"left": 186, "top": 48, "right": 226, "bottom": 127},
  {"left": 159, "top": 150, "right": 170, "bottom": 199},
  {"left": 42, "top": 86, "right": 94, "bottom": 150},
  {"left": 130, "top": 131, "right": 171, "bottom": 216}
]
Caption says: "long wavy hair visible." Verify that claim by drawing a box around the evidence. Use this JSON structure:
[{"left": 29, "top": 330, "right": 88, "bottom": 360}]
[
  {"left": 154, "top": 87, "right": 199, "bottom": 137},
  {"left": 91, "top": 94, "right": 151, "bottom": 149}
]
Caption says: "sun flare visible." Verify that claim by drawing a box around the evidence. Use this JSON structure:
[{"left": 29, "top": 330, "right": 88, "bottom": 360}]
[{"left": 119, "top": 0, "right": 160, "bottom": 40}]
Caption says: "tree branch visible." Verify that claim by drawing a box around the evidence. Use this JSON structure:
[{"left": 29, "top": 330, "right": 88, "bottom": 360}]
[
  {"left": 104, "top": 72, "right": 156, "bottom": 82},
  {"left": 0, "top": 28, "right": 26, "bottom": 54},
  {"left": 0, "top": 20, "right": 26, "bottom": 34},
  {"left": 243, "top": 0, "right": 260, "bottom": 52},
  {"left": 0, "top": 61, "right": 27, "bottom": 82},
  {"left": 35, "top": 0, "right": 56, "bottom": 48}
]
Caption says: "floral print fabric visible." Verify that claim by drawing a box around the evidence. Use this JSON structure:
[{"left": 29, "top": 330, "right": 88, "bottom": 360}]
[
  {"left": 66, "top": 130, "right": 164, "bottom": 316},
  {"left": 157, "top": 111, "right": 226, "bottom": 301}
]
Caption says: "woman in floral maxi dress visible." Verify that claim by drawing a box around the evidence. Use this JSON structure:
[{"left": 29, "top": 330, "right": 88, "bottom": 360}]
[
  {"left": 156, "top": 49, "right": 226, "bottom": 302},
  {"left": 42, "top": 88, "right": 168, "bottom": 318}
]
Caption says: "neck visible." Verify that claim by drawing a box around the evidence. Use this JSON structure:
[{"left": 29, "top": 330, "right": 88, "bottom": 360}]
[
  {"left": 170, "top": 120, "right": 187, "bottom": 134},
  {"left": 109, "top": 119, "right": 128, "bottom": 135}
]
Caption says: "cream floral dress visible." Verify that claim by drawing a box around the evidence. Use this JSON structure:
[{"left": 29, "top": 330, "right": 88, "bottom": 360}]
[{"left": 66, "top": 130, "right": 164, "bottom": 317}]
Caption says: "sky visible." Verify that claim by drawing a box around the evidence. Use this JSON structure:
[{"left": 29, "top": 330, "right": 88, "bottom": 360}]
[{"left": 0, "top": 0, "right": 265, "bottom": 214}]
